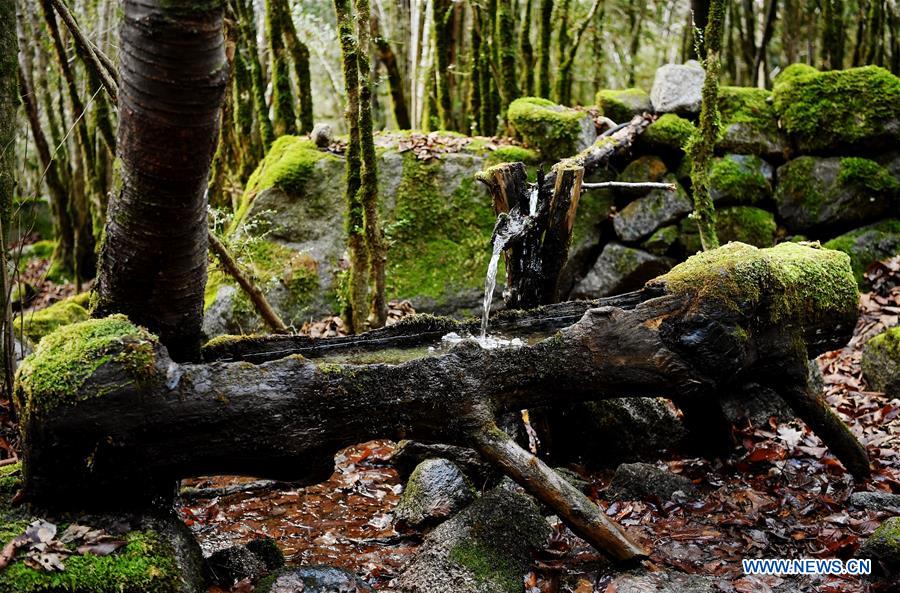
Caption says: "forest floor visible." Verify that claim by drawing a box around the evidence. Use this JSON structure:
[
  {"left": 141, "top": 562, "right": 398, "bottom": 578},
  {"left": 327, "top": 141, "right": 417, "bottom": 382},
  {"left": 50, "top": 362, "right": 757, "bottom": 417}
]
[{"left": 177, "top": 262, "right": 900, "bottom": 593}]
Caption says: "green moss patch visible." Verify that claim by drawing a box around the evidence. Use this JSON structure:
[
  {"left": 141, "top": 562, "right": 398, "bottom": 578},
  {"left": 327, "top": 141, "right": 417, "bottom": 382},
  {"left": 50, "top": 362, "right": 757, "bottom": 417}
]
[
  {"left": 596, "top": 88, "right": 651, "bottom": 123},
  {"left": 773, "top": 65, "right": 900, "bottom": 152},
  {"left": 825, "top": 219, "right": 900, "bottom": 285},
  {"left": 680, "top": 207, "right": 776, "bottom": 255},
  {"left": 508, "top": 97, "right": 591, "bottom": 161},
  {"left": 707, "top": 155, "right": 772, "bottom": 205},
  {"left": 641, "top": 114, "right": 697, "bottom": 153},
  {"left": 17, "top": 293, "right": 91, "bottom": 346},
  {"left": 14, "top": 315, "right": 157, "bottom": 421}
]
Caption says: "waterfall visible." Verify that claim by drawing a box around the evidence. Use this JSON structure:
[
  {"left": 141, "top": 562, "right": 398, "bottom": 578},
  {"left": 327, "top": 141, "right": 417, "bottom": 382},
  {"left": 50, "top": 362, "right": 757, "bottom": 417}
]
[{"left": 480, "top": 216, "right": 525, "bottom": 343}]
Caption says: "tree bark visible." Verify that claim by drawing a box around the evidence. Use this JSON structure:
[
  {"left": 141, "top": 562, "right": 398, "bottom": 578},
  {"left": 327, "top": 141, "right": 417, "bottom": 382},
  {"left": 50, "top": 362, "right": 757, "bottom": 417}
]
[
  {"left": 94, "top": 0, "right": 228, "bottom": 362},
  {"left": 265, "top": 0, "right": 297, "bottom": 136},
  {"left": 537, "top": 0, "right": 554, "bottom": 98},
  {"left": 0, "top": 0, "right": 15, "bottom": 399},
  {"left": 275, "top": 0, "right": 315, "bottom": 134},
  {"left": 372, "top": 14, "right": 411, "bottom": 129}
]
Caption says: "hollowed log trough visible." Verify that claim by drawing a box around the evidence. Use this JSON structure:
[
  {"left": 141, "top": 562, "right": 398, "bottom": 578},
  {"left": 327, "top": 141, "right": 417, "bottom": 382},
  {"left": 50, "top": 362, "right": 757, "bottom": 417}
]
[{"left": 14, "top": 242, "right": 868, "bottom": 565}]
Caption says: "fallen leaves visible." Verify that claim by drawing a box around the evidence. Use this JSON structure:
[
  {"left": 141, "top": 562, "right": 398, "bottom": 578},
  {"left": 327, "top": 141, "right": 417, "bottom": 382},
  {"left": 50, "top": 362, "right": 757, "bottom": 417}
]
[{"left": 0, "top": 520, "right": 126, "bottom": 573}]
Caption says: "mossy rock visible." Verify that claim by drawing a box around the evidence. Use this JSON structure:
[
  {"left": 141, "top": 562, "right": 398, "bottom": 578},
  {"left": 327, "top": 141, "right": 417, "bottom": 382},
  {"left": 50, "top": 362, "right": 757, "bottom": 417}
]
[
  {"left": 16, "top": 293, "right": 91, "bottom": 346},
  {"left": 596, "top": 88, "right": 651, "bottom": 123},
  {"left": 638, "top": 114, "right": 697, "bottom": 154},
  {"left": 14, "top": 315, "right": 158, "bottom": 424},
  {"left": 773, "top": 65, "right": 900, "bottom": 153},
  {"left": 0, "top": 464, "right": 204, "bottom": 593},
  {"left": 824, "top": 219, "right": 900, "bottom": 286},
  {"left": 507, "top": 97, "right": 596, "bottom": 161},
  {"left": 394, "top": 458, "right": 475, "bottom": 528},
  {"left": 707, "top": 154, "right": 773, "bottom": 206},
  {"left": 774, "top": 156, "right": 899, "bottom": 234},
  {"left": 856, "top": 516, "right": 900, "bottom": 578},
  {"left": 613, "top": 175, "right": 692, "bottom": 242},
  {"left": 716, "top": 86, "right": 786, "bottom": 157},
  {"left": 572, "top": 242, "right": 675, "bottom": 298},
  {"left": 617, "top": 155, "right": 668, "bottom": 185},
  {"left": 861, "top": 326, "right": 900, "bottom": 397},
  {"left": 679, "top": 206, "right": 777, "bottom": 255},
  {"left": 641, "top": 225, "right": 679, "bottom": 256}
]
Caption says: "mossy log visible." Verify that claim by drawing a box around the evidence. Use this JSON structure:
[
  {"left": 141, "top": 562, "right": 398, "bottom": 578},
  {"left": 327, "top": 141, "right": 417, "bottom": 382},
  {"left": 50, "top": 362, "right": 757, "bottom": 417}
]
[{"left": 15, "top": 243, "right": 868, "bottom": 564}]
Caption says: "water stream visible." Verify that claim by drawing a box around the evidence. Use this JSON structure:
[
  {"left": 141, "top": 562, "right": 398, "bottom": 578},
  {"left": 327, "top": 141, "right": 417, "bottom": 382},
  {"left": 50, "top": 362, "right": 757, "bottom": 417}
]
[{"left": 479, "top": 215, "right": 526, "bottom": 343}]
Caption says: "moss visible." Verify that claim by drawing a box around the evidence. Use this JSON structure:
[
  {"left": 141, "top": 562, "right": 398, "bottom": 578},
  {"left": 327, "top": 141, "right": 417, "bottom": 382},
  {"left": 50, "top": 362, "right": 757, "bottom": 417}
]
[
  {"left": 652, "top": 242, "right": 858, "bottom": 325},
  {"left": 449, "top": 540, "right": 522, "bottom": 593},
  {"left": 14, "top": 315, "right": 157, "bottom": 422},
  {"left": 20, "top": 240, "right": 56, "bottom": 263},
  {"left": 641, "top": 114, "right": 697, "bottom": 152},
  {"left": 775, "top": 156, "right": 824, "bottom": 218},
  {"left": 678, "top": 207, "right": 778, "bottom": 254},
  {"left": 485, "top": 145, "right": 540, "bottom": 166},
  {"left": 857, "top": 516, "right": 900, "bottom": 568},
  {"left": 707, "top": 155, "right": 771, "bottom": 205},
  {"left": 618, "top": 155, "right": 668, "bottom": 184},
  {"left": 596, "top": 88, "right": 650, "bottom": 123},
  {"left": 865, "top": 327, "right": 900, "bottom": 361},
  {"left": 824, "top": 219, "right": 900, "bottom": 285},
  {"left": 642, "top": 225, "right": 679, "bottom": 255},
  {"left": 507, "top": 97, "right": 589, "bottom": 161},
  {"left": 17, "top": 294, "right": 92, "bottom": 345},
  {"left": 717, "top": 86, "right": 775, "bottom": 130},
  {"left": 773, "top": 65, "right": 900, "bottom": 151},
  {"left": 837, "top": 157, "right": 899, "bottom": 194}
]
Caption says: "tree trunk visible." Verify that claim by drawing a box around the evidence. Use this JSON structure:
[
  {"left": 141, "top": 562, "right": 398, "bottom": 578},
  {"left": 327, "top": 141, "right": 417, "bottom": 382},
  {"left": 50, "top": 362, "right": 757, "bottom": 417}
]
[
  {"left": 537, "top": 0, "right": 554, "bottom": 98},
  {"left": 265, "top": 0, "right": 297, "bottom": 136},
  {"left": 0, "top": 0, "right": 15, "bottom": 399},
  {"left": 372, "top": 14, "right": 411, "bottom": 129},
  {"left": 496, "top": 0, "right": 519, "bottom": 111},
  {"left": 18, "top": 244, "right": 868, "bottom": 562},
  {"left": 519, "top": 0, "right": 535, "bottom": 96},
  {"left": 235, "top": 0, "right": 275, "bottom": 151},
  {"left": 276, "top": 0, "right": 315, "bottom": 134},
  {"left": 94, "top": 0, "right": 228, "bottom": 362},
  {"left": 822, "top": 0, "right": 845, "bottom": 70}
]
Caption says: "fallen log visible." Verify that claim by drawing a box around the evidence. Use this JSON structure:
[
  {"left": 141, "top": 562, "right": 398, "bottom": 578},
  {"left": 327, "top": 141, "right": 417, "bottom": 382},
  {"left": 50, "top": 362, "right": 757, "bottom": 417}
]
[{"left": 14, "top": 242, "right": 867, "bottom": 564}]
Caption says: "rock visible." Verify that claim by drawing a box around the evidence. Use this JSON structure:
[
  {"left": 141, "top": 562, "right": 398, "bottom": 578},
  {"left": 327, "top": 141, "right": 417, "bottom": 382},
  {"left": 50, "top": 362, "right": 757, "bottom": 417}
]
[
  {"left": 638, "top": 113, "right": 697, "bottom": 154},
  {"left": 606, "top": 462, "right": 698, "bottom": 502},
  {"left": 650, "top": 61, "right": 706, "bottom": 114},
  {"left": 716, "top": 86, "right": 787, "bottom": 157},
  {"left": 257, "top": 566, "right": 375, "bottom": 593},
  {"left": 720, "top": 383, "right": 795, "bottom": 427},
  {"left": 773, "top": 64, "right": 900, "bottom": 154},
  {"left": 613, "top": 177, "right": 693, "bottom": 242},
  {"left": 856, "top": 516, "right": 900, "bottom": 578},
  {"left": 395, "top": 459, "right": 476, "bottom": 528},
  {"left": 395, "top": 483, "right": 551, "bottom": 593},
  {"left": 824, "top": 219, "right": 900, "bottom": 286},
  {"left": 617, "top": 155, "right": 669, "bottom": 185},
  {"left": 571, "top": 243, "right": 675, "bottom": 298},
  {"left": 611, "top": 569, "right": 717, "bottom": 593},
  {"left": 206, "top": 544, "right": 268, "bottom": 586},
  {"left": 310, "top": 122, "right": 334, "bottom": 148},
  {"left": 247, "top": 537, "right": 286, "bottom": 571},
  {"left": 508, "top": 97, "right": 597, "bottom": 161},
  {"left": 533, "top": 398, "right": 687, "bottom": 467},
  {"left": 849, "top": 490, "right": 900, "bottom": 511},
  {"left": 679, "top": 206, "right": 777, "bottom": 255},
  {"left": 392, "top": 441, "right": 495, "bottom": 485},
  {"left": 596, "top": 88, "right": 652, "bottom": 122},
  {"left": 774, "top": 156, "right": 899, "bottom": 234},
  {"left": 642, "top": 225, "right": 679, "bottom": 256},
  {"left": 862, "top": 327, "right": 900, "bottom": 397},
  {"left": 707, "top": 154, "right": 774, "bottom": 206}
]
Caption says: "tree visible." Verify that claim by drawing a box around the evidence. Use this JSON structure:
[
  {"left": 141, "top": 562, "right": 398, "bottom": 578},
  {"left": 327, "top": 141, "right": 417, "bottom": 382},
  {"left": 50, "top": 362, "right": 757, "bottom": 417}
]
[
  {"left": 93, "top": 0, "right": 228, "bottom": 362},
  {"left": 537, "top": 0, "right": 554, "bottom": 98},
  {"left": 0, "top": 0, "right": 16, "bottom": 398},
  {"left": 265, "top": 0, "right": 297, "bottom": 136}
]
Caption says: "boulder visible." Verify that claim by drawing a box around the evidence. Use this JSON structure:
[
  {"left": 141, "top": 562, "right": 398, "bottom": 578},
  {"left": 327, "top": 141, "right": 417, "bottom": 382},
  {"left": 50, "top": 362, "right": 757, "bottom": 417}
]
[
  {"left": 617, "top": 155, "right": 669, "bottom": 185},
  {"left": 773, "top": 64, "right": 900, "bottom": 154},
  {"left": 256, "top": 566, "right": 375, "bottom": 593},
  {"left": 596, "top": 88, "right": 652, "bottom": 122},
  {"left": 774, "top": 156, "right": 899, "bottom": 234},
  {"left": 650, "top": 62, "right": 705, "bottom": 114},
  {"left": 613, "top": 177, "right": 693, "bottom": 242},
  {"left": 391, "top": 441, "right": 495, "bottom": 485},
  {"left": 246, "top": 538, "right": 286, "bottom": 571},
  {"left": 532, "top": 398, "right": 687, "bottom": 467},
  {"left": 571, "top": 243, "right": 675, "bottom": 298},
  {"left": 707, "top": 154, "right": 774, "bottom": 206},
  {"left": 310, "top": 122, "right": 334, "bottom": 148},
  {"left": 824, "top": 220, "right": 900, "bottom": 286},
  {"left": 395, "top": 483, "right": 551, "bottom": 593},
  {"left": 394, "top": 459, "right": 476, "bottom": 528},
  {"left": 611, "top": 569, "right": 717, "bottom": 593},
  {"left": 642, "top": 225, "right": 679, "bottom": 256},
  {"left": 720, "top": 383, "right": 795, "bottom": 427},
  {"left": 679, "top": 206, "right": 776, "bottom": 255},
  {"left": 856, "top": 516, "right": 900, "bottom": 578},
  {"left": 849, "top": 491, "right": 900, "bottom": 512},
  {"left": 716, "top": 86, "right": 787, "bottom": 157},
  {"left": 507, "top": 97, "right": 597, "bottom": 161},
  {"left": 606, "top": 462, "right": 698, "bottom": 502},
  {"left": 638, "top": 113, "right": 697, "bottom": 154},
  {"left": 205, "top": 545, "right": 268, "bottom": 586},
  {"left": 862, "top": 327, "right": 900, "bottom": 397}
]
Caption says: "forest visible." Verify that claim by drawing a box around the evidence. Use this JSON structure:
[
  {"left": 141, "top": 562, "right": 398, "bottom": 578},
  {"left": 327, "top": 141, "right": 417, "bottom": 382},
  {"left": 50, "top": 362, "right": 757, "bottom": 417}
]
[{"left": 0, "top": 0, "right": 899, "bottom": 592}]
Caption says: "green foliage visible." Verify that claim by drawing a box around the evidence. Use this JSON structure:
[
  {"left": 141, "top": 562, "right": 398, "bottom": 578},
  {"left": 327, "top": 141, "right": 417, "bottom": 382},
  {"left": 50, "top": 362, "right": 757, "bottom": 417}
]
[
  {"left": 14, "top": 315, "right": 157, "bottom": 421},
  {"left": 773, "top": 65, "right": 900, "bottom": 151},
  {"left": 507, "top": 97, "right": 588, "bottom": 161}
]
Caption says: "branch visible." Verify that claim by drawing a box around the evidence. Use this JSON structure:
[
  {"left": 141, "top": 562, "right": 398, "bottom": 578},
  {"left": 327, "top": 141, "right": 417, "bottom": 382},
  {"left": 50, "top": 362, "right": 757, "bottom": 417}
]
[
  {"left": 582, "top": 182, "right": 677, "bottom": 192},
  {"left": 48, "top": 0, "right": 118, "bottom": 105},
  {"left": 207, "top": 231, "right": 289, "bottom": 334}
]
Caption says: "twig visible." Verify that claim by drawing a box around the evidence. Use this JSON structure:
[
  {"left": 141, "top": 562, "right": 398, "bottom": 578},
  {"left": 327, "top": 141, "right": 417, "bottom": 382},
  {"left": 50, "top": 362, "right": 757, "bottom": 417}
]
[
  {"left": 581, "top": 182, "right": 676, "bottom": 192},
  {"left": 48, "top": 0, "right": 118, "bottom": 104},
  {"left": 0, "top": 534, "right": 28, "bottom": 570},
  {"left": 207, "top": 231, "right": 290, "bottom": 334}
]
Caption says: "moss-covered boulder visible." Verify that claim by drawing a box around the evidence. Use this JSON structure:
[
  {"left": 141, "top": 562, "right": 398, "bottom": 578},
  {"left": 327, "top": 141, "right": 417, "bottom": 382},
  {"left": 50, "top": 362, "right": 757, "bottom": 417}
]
[
  {"left": 856, "top": 516, "right": 900, "bottom": 578},
  {"left": 257, "top": 566, "right": 375, "bottom": 593},
  {"left": 774, "top": 156, "right": 899, "bottom": 234},
  {"left": 679, "top": 207, "right": 777, "bottom": 255},
  {"left": 572, "top": 242, "right": 675, "bottom": 298},
  {"left": 617, "top": 155, "right": 669, "bottom": 185},
  {"left": 642, "top": 225, "right": 679, "bottom": 256},
  {"left": 862, "top": 327, "right": 900, "bottom": 397},
  {"left": 638, "top": 113, "right": 696, "bottom": 154},
  {"left": 824, "top": 220, "right": 900, "bottom": 286},
  {"left": 707, "top": 154, "right": 774, "bottom": 206},
  {"left": 394, "top": 459, "right": 476, "bottom": 528},
  {"left": 613, "top": 176, "right": 693, "bottom": 242},
  {"left": 650, "top": 61, "right": 705, "bottom": 114},
  {"left": 395, "top": 482, "right": 550, "bottom": 593},
  {"left": 16, "top": 293, "right": 91, "bottom": 346},
  {"left": 606, "top": 462, "right": 698, "bottom": 502},
  {"left": 596, "top": 88, "right": 652, "bottom": 122},
  {"left": 0, "top": 464, "right": 204, "bottom": 593},
  {"left": 716, "top": 86, "right": 787, "bottom": 157},
  {"left": 507, "top": 97, "right": 597, "bottom": 161},
  {"left": 773, "top": 65, "right": 900, "bottom": 153},
  {"left": 209, "top": 133, "right": 557, "bottom": 334}
]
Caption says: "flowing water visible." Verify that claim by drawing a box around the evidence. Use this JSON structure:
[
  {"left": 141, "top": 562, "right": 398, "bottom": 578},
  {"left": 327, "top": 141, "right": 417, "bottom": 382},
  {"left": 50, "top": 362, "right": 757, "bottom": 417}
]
[{"left": 480, "top": 216, "right": 526, "bottom": 343}]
